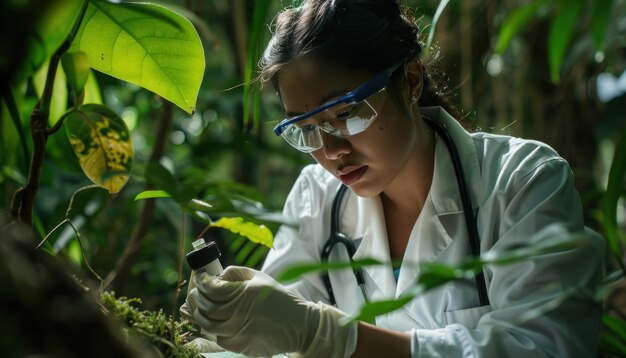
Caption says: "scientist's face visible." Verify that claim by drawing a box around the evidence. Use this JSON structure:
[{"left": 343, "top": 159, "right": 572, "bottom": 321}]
[{"left": 277, "top": 57, "right": 429, "bottom": 198}]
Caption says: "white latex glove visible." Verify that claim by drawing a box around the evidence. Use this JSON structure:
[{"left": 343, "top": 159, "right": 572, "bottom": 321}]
[
  {"left": 188, "top": 266, "right": 358, "bottom": 357},
  {"left": 184, "top": 337, "right": 224, "bottom": 353},
  {"left": 180, "top": 271, "right": 199, "bottom": 323},
  {"left": 180, "top": 271, "right": 223, "bottom": 353}
]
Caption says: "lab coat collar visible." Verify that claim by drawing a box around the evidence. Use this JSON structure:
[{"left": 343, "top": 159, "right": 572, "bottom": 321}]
[
  {"left": 351, "top": 195, "right": 397, "bottom": 300},
  {"left": 396, "top": 107, "right": 483, "bottom": 298},
  {"left": 348, "top": 107, "right": 484, "bottom": 300},
  {"left": 420, "top": 106, "right": 483, "bottom": 215}
]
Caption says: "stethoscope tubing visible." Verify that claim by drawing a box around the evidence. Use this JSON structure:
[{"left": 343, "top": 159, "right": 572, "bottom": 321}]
[{"left": 321, "top": 115, "right": 490, "bottom": 308}]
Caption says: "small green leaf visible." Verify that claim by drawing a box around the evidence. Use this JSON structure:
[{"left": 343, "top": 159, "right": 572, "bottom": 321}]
[
  {"left": 495, "top": 0, "right": 551, "bottom": 53},
  {"left": 62, "top": 51, "right": 90, "bottom": 94},
  {"left": 243, "top": 0, "right": 272, "bottom": 129},
  {"left": 211, "top": 217, "right": 273, "bottom": 248},
  {"left": 184, "top": 198, "right": 213, "bottom": 211},
  {"left": 600, "top": 332, "right": 626, "bottom": 356},
  {"left": 134, "top": 190, "right": 171, "bottom": 201},
  {"left": 604, "top": 314, "right": 626, "bottom": 339},
  {"left": 548, "top": 0, "right": 585, "bottom": 83},
  {"left": 425, "top": 0, "right": 450, "bottom": 52},
  {"left": 65, "top": 104, "right": 133, "bottom": 193},
  {"left": 145, "top": 161, "right": 178, "bottom": 199},
  {"left": 351, "top": 296, "right": 413, "bottom": 323},
  {"left": 603, "top": 131, "right": 626, "bottom": 259},
  {"left": 70, "top": 0, "right": 205, "bottom": 114},
  {"left": 277, "top": 258, "right": 383, "bottom": 283},
  {"left": 33, "top": 60, "right": 68, "bottom": 125},
  {"left": 416, "top": 262, "right": 473, "bottom": 291}
]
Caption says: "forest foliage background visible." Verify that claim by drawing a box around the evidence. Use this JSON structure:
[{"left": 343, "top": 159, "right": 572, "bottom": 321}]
[{"left": 0, "top": 0, "right": 625, "bottom": 355}]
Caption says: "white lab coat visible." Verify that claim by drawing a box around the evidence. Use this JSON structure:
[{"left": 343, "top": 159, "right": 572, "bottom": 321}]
[{"left": 261, "top": 107, "right": 604, "bottom": 357}]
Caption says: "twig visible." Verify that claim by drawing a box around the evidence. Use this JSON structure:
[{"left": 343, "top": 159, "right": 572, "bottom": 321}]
[
  {"left": 65, "top": 184, "right": 101, "bottom": 217},
  {"left": 172, "top": 211, "right": 187, "bottom": 317},
  {"left": 67, "top": 219, "right": 104, "bottom": 283},
  {"left": 193, "top": 222, "right": 212, "bottom": 242},
  {"left": 103, "top": 100, "right": 174, "bottom": 292},
  {"left": 36, "top": 218, "right": 69, "bottom": 249},
  {"left": 35, "top": 217, "right": 104, "bottom": 283}
]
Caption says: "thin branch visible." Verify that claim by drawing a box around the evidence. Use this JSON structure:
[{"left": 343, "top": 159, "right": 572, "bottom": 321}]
[
  {"left": 36, "top": 218, "right": 69, "bottom": 249},
  {"left": 65, "top": 184, "right": 101, "bottom": 217},
  {"left": 67, "top": 219, "right": 104, "bottom": 283},
  {"left": 172, "top": 211, "right": 186, "bottom": 317},
  {"left": 103, "top": 101, "right": 174, "bottom": 292},
  {"left": 35, "top": 217, "right": 104, "bottom": 283},
  {"left": 193, "top": 222, "right": 212, "bottom": 242}
]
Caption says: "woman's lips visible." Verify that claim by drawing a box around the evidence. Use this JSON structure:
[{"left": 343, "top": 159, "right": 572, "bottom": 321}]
[{"left": 338, "top": 166, "right": 367, "bottom": 185}]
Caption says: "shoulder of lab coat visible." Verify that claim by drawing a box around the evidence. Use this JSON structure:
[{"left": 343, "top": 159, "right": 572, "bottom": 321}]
[
  {"left": 262, "top": 164, "right": 340, "bottom": 302},
  {"left": 413, "top": 107, "right": 604, "bottom": 357}
]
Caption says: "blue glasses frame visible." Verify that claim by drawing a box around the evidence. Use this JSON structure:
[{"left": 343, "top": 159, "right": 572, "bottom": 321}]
[{"left": 273, "top": 62, "right": 403, "bottom": 136}]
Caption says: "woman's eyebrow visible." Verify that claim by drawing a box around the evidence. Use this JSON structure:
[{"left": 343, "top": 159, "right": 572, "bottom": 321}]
[{"left": 285, "top": 89, "right": 353, "bottom": 118}]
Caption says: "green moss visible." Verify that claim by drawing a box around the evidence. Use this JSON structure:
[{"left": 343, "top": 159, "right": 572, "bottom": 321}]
[{"left": 101, "top": 291, "right": 198, "bottom": 357}]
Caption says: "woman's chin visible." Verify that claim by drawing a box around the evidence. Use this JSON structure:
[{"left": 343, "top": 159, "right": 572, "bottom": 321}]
[{"left": 347, "top": 182, "right": 381, "bottom": 198}]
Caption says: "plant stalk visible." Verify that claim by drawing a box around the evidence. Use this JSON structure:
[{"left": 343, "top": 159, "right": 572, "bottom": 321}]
[
  {"left": 9, "top": 0, "right": 89, "bottom": 231},
  {"left": 103, "top": 101, "right": 174, "bottom": 292}
]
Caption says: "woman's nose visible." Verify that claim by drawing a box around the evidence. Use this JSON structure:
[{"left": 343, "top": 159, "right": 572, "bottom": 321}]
[{"left": 321, "top": 132, "right": 351, "bottom": 160}]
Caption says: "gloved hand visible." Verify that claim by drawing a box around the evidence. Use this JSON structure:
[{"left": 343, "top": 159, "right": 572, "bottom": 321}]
[
  {"left": 180, "top": 271, "right": 223, "bottom": 353},
  {"left": 188, "top": 266, "right": 358, "bottom": 358},
  {"left": 180, "top": 271, "right": 199, "bottom": 323}
]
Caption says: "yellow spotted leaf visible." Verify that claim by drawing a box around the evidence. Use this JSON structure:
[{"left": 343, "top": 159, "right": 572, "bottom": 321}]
[
  {"left": 211, "top": 217, "right": 273, "bottom": 248},
  {"left": 65, "top": 104, "right": 133, "bottom": 193}
]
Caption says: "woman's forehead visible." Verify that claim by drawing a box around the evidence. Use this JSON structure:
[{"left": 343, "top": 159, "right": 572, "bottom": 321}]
[{"left": 277, "top": 57, "right": 371, "bottom": 111}]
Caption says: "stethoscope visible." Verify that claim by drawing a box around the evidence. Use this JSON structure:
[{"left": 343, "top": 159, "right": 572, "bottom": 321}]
[{"left": 320, "top": 115, "right": 490, "bottom": 308}]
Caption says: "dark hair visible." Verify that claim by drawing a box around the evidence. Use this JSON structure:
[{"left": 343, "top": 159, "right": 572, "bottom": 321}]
[{"left": 259, "top": 0, "right": 462, "bottom": 120}]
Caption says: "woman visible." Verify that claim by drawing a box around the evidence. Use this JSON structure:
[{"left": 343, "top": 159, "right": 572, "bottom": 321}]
[{"left": 186, "top": 0, "right": 603, "bottom": 356}]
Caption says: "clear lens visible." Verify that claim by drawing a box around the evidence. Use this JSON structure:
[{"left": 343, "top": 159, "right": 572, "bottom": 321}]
[
  {"left": 280, "top": 88, "right": 387, "bottom": 153},
  {"left": 281, "top": 123, "right": 323, "bottom": 153}
]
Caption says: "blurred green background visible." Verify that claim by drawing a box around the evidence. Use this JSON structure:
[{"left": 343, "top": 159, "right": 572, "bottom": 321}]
[{"left": 0, "top": 0, "right": 624, "bottom": 336}]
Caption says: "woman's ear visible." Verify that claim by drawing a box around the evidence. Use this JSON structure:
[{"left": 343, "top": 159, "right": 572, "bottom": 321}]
[{"left": 404, "top": 60, "right": 424, "bottom": 102}]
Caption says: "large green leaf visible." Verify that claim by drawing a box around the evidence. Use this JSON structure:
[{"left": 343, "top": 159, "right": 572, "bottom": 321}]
[
  {"left": 495, "top": 0, "right": 552, "bottom": 54},
  {"left": 70, "top": 0, "right": 205, "bottom": 114},
  {"left": 64, "top": 103, "right": 133, "bottom": 193},
  {"left": 548, "top": 0, "right": 585, "bottom": 83},
  {"left": 211, "top": 217, "right": 273, "bottom": 248},
  {"left": 15, "top": 0, "right": 85, "bottom": 84}
]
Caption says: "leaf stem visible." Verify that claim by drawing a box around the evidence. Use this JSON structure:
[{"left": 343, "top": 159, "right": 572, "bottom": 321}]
[{"left": 46, "top": 107, "right": 77, "bottom": 135}]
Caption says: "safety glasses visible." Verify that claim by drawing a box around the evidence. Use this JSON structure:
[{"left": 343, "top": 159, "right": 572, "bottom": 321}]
[{"left": 273, "top": 62, "right": 402, "bottom": 153}]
